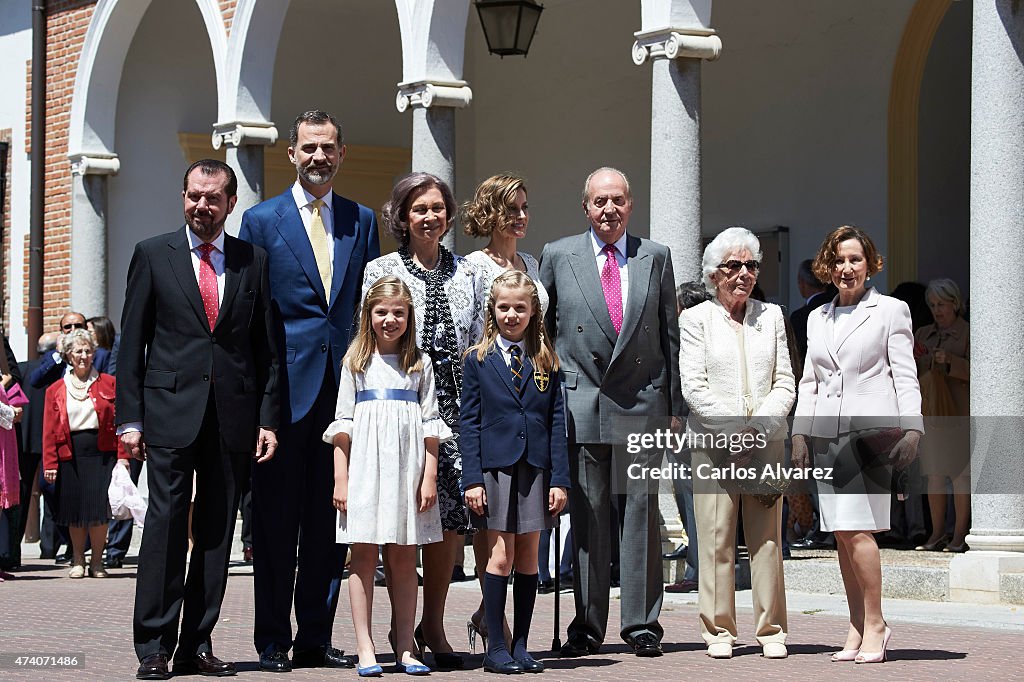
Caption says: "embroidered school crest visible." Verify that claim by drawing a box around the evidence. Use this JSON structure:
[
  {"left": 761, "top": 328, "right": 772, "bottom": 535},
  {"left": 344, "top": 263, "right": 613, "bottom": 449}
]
[{"left": 533, "top": 371, "right": 549, "bottom": 392}]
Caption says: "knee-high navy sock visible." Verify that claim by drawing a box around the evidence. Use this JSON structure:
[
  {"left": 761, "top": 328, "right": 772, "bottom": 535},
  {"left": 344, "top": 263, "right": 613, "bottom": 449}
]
[
  {"left": 483, "top": 572, "right": 513, "bottom": 662},
  {"left": 511, "top": 572, "right": 539, "bottom": 659}
]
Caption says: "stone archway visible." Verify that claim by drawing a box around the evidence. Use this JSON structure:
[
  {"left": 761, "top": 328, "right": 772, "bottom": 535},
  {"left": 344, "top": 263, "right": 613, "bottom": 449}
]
[
  {"left": 887, "top": 0, "right": 953, "bottom": 286},
  {"left": 67, "top": 0, "right": 226, "bottom": 316}
]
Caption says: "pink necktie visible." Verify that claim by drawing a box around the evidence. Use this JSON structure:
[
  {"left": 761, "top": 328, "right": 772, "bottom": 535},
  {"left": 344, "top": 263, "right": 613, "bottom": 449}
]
[
  {"left": 601, "top": 244, "right": 622, "bottom": 334},
  {"left": 197, "top": 242, "right": 219, "bottom": 330}
]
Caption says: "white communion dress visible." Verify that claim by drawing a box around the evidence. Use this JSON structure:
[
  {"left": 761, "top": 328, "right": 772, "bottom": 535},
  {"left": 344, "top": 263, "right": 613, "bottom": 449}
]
[{"left": 322, "top": 352, "right": 451, "bottom": 545}]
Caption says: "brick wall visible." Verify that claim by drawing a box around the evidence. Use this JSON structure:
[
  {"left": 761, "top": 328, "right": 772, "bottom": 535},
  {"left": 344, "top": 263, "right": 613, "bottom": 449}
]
[
  {"left": 23, "top": 0, "right": 97, "bottom": 331},
  {"left": 219, "top": 0, "right": 237, "bottom": 35}
]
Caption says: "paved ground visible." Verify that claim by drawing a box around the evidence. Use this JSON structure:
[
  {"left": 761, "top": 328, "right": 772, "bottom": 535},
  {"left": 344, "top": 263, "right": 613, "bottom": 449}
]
[{"left": 2, "top": 536, "right": 1022, "bottom": 682}]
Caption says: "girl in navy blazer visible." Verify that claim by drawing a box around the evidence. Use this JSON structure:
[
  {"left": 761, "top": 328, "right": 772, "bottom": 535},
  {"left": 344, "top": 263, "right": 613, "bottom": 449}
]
[{"left": 460, "top": 271, "right": 569, "bottom": 674}]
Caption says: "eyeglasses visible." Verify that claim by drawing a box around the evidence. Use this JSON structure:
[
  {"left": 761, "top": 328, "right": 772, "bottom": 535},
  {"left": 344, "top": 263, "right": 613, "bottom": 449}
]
[
  {"left": 61, "top": 322, "right": 86, "bottom": 331},
  {"left": 717, "top": 260, "right": 760, "bottom": 275}
]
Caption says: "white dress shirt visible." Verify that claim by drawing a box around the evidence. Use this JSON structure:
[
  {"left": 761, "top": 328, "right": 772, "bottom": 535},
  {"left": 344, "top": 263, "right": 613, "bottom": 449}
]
[
  {"left": 186, "top": 226, "right": 226, "bottom": 305},
  {"left": 291, "top": 181, "right": 335, "bottom": 274},
  {"left": 589, "top": 228, "right": 629, "bottom": 311}
]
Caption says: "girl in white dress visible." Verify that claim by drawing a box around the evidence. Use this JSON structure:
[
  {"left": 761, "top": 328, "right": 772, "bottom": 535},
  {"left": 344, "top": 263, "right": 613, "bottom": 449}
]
[{"left": 323, "top": 276, "right": 448, "bottom": 677}]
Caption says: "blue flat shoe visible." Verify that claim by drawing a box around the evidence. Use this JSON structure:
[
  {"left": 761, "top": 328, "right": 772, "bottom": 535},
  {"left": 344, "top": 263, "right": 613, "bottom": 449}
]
[
  {"left": 357, "top": 663, "right": 383, "bottom": 677},
  {"left": 396, "top": 661, "right": 431, "bottom": 675}
]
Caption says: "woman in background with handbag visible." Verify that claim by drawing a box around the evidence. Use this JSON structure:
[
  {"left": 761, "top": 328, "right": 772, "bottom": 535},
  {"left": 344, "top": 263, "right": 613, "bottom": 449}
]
[
  {"left": 791, "top": 226, "right": 923, "bottom": 664},
  {"left": 913, "top": 278, "right": 970, "bottom": 553},
  {"left": 41, "top": 328, "right": 128, "bottom": 579},
  {"left": 679, "top": 227, "right": 795, "bottom": 660}
]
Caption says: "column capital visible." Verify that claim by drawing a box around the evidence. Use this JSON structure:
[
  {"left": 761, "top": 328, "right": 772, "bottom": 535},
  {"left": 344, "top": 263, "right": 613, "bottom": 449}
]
[
  {"left": 632, "top": 27, "right": 722, "bottom": 65},
  {"left": 211, "top": 120, "right": 279, "bottom": 150},
  {"left": 69, "top": 152, "right": 120, "bottom": 176},
  {"left": 396, "top": 80, "right": 473, "bottom": 113}
]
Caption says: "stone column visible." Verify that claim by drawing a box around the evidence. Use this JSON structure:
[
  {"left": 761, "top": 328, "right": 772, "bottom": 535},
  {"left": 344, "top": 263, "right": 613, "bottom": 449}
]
[
  {"left": 633, "top": 29, "right": 721, "bottom": 285},
  {"left": 69, "top": 153, "right": 119, "bottom": 317},
  {"left": 397, "top": 80, "right": 472, "bottom": 252},
  {"left": 948, "top": 0, "right": 1024, "bottom": 603},
  {"left": 213, "top": 120, "right": 279, "bottom": 236}
]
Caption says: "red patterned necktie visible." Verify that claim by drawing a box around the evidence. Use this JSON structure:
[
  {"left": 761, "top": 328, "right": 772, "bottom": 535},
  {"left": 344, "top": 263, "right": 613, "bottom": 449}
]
[
  {"left": 600, "top": 243, "right": 623, "bottom": 334},
  {"left": 197, "top": 242, "right": 219, "bottom": 329}
]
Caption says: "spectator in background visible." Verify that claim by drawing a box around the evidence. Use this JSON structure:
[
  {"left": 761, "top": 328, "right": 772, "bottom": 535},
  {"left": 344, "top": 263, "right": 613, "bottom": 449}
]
[
  {"left": 664, "top": 281, "right": 710, "bottom": 594},
  {"left": 87, "top": 316, "right": 119, "bottom": 376},
  {"left": 913, "top": 279, "right": 970, "bottom": 553},
  {"left": 29, "top": 312, "right": 111, "bottom": 390},
  {"left": 42, "top": 329, "right": 128, "bottom": 579}
]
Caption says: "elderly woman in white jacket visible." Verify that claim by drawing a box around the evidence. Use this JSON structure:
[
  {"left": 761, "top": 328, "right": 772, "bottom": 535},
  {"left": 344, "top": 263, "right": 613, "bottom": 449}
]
[{"left": 678, "top": 227, "right": 795, "bottom": 660}]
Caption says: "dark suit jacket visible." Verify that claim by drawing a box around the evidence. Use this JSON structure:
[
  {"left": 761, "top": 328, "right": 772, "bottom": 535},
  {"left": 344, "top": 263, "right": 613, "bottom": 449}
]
[
  {"left": 238, "top": 189, "right": 379, "bottom": 423},
  {"left": 115, "top": 228, "right": 280, "bottom": 451},
  {"left": 460, "top": 348, "right": 570, "bottom": 491},
  {"left": 539, "top": 231, "right": 682, "bottom": 443},
  {"left": 790, "top": 290, "right": 833, "bottom": 363}
]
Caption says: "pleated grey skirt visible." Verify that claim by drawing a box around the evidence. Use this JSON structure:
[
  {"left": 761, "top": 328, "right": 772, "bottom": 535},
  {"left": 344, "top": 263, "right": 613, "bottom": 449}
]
[{"left": 470, "top": 457, "right": 556, "bottom": 534}]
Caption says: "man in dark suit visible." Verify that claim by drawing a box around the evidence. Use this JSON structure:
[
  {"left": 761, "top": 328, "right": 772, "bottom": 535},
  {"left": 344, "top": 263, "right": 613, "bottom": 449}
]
[
  {"left": 118, "top": 159, "right": 280, "bottom": 680},
  {"left": 239, "top": 110, "right": 380, "bottom": 672},
  {"left": 539, "top": 167, "right": 682, "bottom": 658}
]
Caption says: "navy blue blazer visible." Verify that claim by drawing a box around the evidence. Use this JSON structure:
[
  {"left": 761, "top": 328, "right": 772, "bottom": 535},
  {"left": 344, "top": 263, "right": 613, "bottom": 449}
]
[
  {"left": 460, "top": 347, "right": 570, "bottom": 491},
  {"left": 239, "top": 189, "right": 380, "bottom": 423}
]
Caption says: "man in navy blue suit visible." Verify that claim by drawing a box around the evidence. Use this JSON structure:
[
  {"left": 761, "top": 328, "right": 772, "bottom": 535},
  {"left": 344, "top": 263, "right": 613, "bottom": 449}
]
[
  {"left": 239, "top": 110, "right": 380, "bottom": 672},
  {"left": 28, "top": 312, "right": 110, "bottom": 388}
]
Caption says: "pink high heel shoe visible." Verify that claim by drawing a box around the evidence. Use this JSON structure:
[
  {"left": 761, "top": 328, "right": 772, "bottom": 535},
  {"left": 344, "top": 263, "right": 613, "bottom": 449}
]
[
  {"left": 855, "top": 626, "right": 892, "bottom": 664},
  {"left": 830, "top": 648, "right": 860, "bottom": 662}
]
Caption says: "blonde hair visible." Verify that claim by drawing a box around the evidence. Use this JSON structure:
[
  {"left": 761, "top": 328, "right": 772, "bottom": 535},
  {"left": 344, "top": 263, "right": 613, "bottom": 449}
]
[
  {"left": 461, "top": 173, "right": 527, "bottom": 238},
  {"left": 469, "top": 271, "right": 559, "bottom": 373},
  {"left": 345, "top": 276, "right": 423, "bottom": 374}
]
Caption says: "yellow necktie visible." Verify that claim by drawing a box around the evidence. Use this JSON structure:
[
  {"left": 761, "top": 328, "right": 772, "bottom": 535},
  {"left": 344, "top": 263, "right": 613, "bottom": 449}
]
[{"left": 309, "top": 199, "right": 332, "bottom": 298}]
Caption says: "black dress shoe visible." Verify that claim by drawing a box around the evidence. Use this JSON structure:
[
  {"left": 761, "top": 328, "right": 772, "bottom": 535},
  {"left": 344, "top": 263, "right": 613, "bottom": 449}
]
[
  {"left": 537, "top": 580, "right": 555, "bottom": 594},
  {"left": 791, "top": 535, "right": 833, "bottom": 550},
  {"left": 136, "top": 653, "right": 170, "bottom": 680},
  {"left": 662, "top": 543, "right": 688, "bottom": 560},
  {"left": 514, "top": 652, "right": 545, "bottom": 673},
  {"left": 104, "top": 555, "right": 124, "bottom": 569},
  {"left": 324, "top": 647, "right": 356, "bottom": 668},
  {"left": 630, "top": 633, "right": 663, "bottom": 657},
  {"left": 259, "top": 650, "right": 291, "bottom": 672},
  {"left": 482, "top": 654, "right": 523, "bottom": 674},
  {"left": 559, "top": 636, "right": 599, "bottom": 658},
  {"left": 173, "top": 652, "right": 236, "bottom": 676},
  {"left": 55, "top": 551, "right": 72, "bottom": 565}
]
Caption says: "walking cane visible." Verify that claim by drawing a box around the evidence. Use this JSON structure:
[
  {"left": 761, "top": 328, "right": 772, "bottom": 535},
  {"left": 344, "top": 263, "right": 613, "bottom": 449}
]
[{"left": 551, "top": 516, "right": 562, "bottom": 651}]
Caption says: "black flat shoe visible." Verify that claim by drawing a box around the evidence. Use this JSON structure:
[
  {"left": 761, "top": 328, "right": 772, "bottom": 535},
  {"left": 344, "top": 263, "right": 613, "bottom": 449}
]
[
  {"left": 537, "top": 580, "right": 555, "bottom": 594},
  {"left": 513, "top": 653, "right": 544, "bottom": 673},
  {"left": 483, "top": 654, "right": 523, "bottom": 674},
  {"left": 324, "top": 646, "right": 356, "bottom": 668},
  {"left": 259, "top": 650, "right": 291, "bottom": 673}
]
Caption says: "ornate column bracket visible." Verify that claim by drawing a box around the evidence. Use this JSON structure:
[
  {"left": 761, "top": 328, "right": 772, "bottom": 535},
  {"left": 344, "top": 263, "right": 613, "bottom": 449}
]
[
  {"left": 211, "top": 120, "right": 279, "bottom": 150},
  {"left": 632, "top": 27, "right": 722, "bottom": 65},
  {"left": 69, "top": 152, "right": 120, "bottom": 176},
  {"left": 395, "top": 80, "right": 473, "bottom": 113}
]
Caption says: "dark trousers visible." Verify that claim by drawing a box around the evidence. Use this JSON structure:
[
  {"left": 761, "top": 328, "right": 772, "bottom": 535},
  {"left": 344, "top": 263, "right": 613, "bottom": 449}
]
[
  {"left": 252, "top": 368, "right": 346, "bottom": 654},
  {"left": 133, "top": 396, "right": 248, "bottom": 661},
  {"left": 567, "top": 443, "right": 663, "bottom": 646},
  {"left": 106, "top": 458, "right": 144, "bottom": 561}
]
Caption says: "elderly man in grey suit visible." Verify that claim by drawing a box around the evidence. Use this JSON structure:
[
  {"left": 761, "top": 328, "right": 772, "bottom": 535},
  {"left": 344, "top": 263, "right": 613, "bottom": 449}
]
[{"left": 539, "top": 167, "right": 682, "bottom": 658}]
